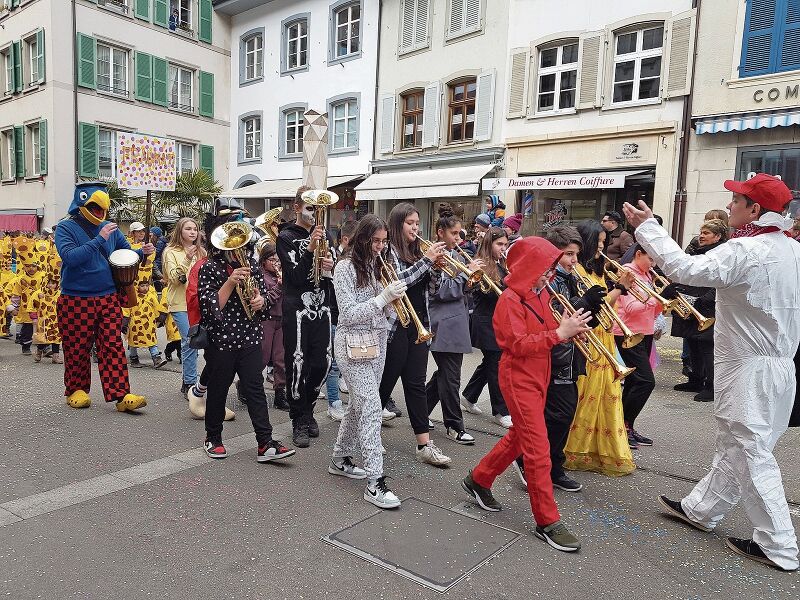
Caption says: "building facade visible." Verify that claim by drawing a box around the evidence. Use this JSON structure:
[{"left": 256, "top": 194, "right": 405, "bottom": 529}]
[
  {"left": 215, "top": 0, "right": 378, "bottom": 230},
  {"left": 0, "top": 0, "right": 231, "bottom": 229},
  {"left": 496, "top": 0, "right": 695, "bottom": 235},
  {"left": 358, "top": 0, "right": 509, "bottom": 236},
  {"left": 686, "top": 0, "right": 800, "bottom": 243}
]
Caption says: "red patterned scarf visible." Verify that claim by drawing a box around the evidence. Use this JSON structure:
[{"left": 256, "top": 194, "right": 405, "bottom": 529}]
[{"left": 730, "top": 222, "right": 781, "bottom": 238}]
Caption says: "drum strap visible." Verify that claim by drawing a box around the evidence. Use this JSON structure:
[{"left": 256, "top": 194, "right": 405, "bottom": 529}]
[{"left": 69, "top": 216, "right": 110, "bottom": 260}]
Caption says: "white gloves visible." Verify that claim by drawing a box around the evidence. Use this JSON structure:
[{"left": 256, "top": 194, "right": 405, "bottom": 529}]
[{"left": 375, "top": 280, "right": 407, "bottom": 308}]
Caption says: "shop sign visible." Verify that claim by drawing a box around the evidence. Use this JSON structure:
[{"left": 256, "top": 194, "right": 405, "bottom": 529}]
[
  {"left": 753, "top": 84, "right": 800, "bottom": 104},
  {"left": 116, "top": 133, "right": 177, "bottom": 191},
  {"left": 483, "top": 171, "right": 629, "bottom": 190},
  {"left": 610, "top": 141, "right": 648, "bottom": 162}
]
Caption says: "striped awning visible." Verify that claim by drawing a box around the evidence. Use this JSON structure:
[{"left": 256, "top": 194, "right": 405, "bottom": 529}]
[{"left": 695, "top": 109, "right": 800, "bottom": 134}]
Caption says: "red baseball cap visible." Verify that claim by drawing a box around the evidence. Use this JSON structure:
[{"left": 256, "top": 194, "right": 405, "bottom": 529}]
[{"left": 723, "top": 173, "right": 792, "bottom": 212}]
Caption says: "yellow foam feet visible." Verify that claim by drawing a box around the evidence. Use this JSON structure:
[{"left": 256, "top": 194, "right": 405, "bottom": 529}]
[
  {"left": 188, "top": 388, "right": 234, "bottom": 421},
  {"left": 116, "top": 393, "right": 147, "bottom": 413},
  {"left": 66, "top": 390, "right": 92, "bottom": 409}
]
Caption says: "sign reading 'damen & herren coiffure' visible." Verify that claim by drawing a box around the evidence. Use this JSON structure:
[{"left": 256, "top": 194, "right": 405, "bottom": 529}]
[
  {"left": 116, "top": 133, "right": 177, "bottom": 192},
  {"left": 483, "top": 171, "right": 630, "bottom": 191}
]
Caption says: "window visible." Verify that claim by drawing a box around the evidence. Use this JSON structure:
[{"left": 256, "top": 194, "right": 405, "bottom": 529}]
[
  {"left": 332, "top": 2, "right": 360, "bottom": 60},
  {"left": 331, "top": 98, "right": 358, "bottom": 150},
  {"left": 612, "top": 25, "right": 663, "bottom": 104},
  {"left": 176, "top": 142, "right": 194, "bottom": 174},
  {"left": 738, "top": 146, "right": 800, "bottom": 193},
  {"left": 99, "top": 0, "right": 129, "bottom": 13},
  {"left": 741, "top": 0, "right": 800, "bottom": 77},
  {"left": 401, "top": 90, "right": 424, "bottom": 149},
  {"left": 25, "top": 122, "right": 40, "bottom": 176},
  {"left": 285, "top": 109, "right": 304, "bottom": 155},
  {"left": 286, "top": 20, "right": 308, "bottom": 70},
  {"left": 170, "top": 0, "right": 192, "bottom": 31},
  {"left": 98, "top": 129, "right": 117, "bottom": 178},
  {"left": 536, "top": 42, "right": 578, "bottom": 113},
  {"left": 169, "top": 64, "right": 193, "bottom": 111},
  {"left": 1, "top": 128, "right": 13, "bottom": 180},
  {"left": 448, "top": 78, "right": 476, "bottom": 142},
  {"left": 399, "top": 0, "right": 430, "bottom": 53},
  {"left": 447, "top": 0, "right": 482, "bottom": 40},
  {"left": 27, "top": 36, "right": 38, "bottom": 85},
  {"left": 243, "top": 116, "right": 262, "bottom": 161},
  {"left": 244, "top": 34, "right": 263, "bottom": 81},
  {"left": 97, "top": 44, "right": 128, "bottom": 96},
  {"left": 2, "top": 47, "right": 11, "bottom": 94}
]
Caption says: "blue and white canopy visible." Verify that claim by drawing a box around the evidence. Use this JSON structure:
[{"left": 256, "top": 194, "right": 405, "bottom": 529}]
[{"left": 695, "top": 109, "right": 800, "bottom": 134}]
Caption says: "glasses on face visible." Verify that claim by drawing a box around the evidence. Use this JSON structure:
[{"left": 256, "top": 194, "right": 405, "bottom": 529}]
[
  {"left": 372, "top": 238, "right": 389, "bottom": 246},
  {"left": 266, "top": 257, "right": 280, "bottom": 264}
]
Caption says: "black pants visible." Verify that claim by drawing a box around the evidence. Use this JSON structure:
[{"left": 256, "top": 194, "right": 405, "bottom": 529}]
[
  {"left": 544, "top": 382, "right": 579, "bottom": 479},
  {"left": 688, "top": 338, "right": 714, "bottom": 391},
  {"left": 790, "top": 347, "right": 800, "bottom": 427},
  {"left": 19, "top": 322, "right": 33, "bottom": 351},
  {"left": 616, "top": 334, "right": 655, "bottom": 428},
  {"left": 426, "top": 351, "right": 465, "bottom": 432},
  {"left": 205, "top": 344, "right": 273, "bottom": 445},
  {"left": 165, "top": 340, "right": 182, "bottom": 360},
  {"left": 379, "top": 324, "right": 430, "bottom": 435},
  {"left": 283, "top": 309, "right": 331, "bottom": 425},
  {"left": 463, "top": 349, "right": 508, "bottom": 416}
]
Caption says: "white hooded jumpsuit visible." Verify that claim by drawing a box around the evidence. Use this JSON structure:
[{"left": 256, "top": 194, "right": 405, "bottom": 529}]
[{"left": 635, "top": 213, "right": 799, "bottom": 571}]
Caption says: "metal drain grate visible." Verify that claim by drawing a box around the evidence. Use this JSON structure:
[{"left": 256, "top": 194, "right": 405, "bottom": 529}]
[{"left": 322, "top": 497, "right": 521, "bottom": 593}]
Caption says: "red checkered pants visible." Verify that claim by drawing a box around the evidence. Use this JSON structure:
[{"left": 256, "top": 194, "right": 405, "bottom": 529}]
[{"left": 57, "top": 294, "right": 130, "bottom": 402}]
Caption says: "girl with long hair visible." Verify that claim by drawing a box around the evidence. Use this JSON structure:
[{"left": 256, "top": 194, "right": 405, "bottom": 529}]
[
  {"left": 378, "top": 202, "right": 452, "bottom": 466},
  {"left": 329, "top": 215, "right": 405, "bottom": 508},
  {"left": 562, "top": 219, "right": 636, "bottom": 476},
  {"left": 163, "top": 217, "right": 206, "bottom": 397}
]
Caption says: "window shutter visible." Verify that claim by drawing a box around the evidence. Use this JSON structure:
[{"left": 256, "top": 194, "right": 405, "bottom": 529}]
[
  {"left": 506, "top": 47, "right": 530, "bottom": 118},
  {"left": 36, "top": 29, "right": 45, "bottom": 84},
  {"left": 449, "top": 0, "right": 464, "bottom": 36},
  {"left": 152, "top": 57, "right": 168, "bottom": 106},
  {"left": 38, "top": 120, "right": 47, "bottom": 175},
  {"left": 76, "top": 33, "right": 96, "bottom": 89},
  {"left": 780, "top": 0, "right": 800, "bottom": 70},
  {"left": 379, "top": 95, "right": 395, "bottom": 154},
  {"left": 421, "top": 81, "right": 441, "bottom": 148},
  {"left": 199, "top": 71, "right": 214, "bottom": 117},
  {"left": 415, "top": 0, "right": 430, "bottom": 47},
  {"left": 135, "top": 52, "right": 152, "bottom": 102},
  {"left": 664, "top": 10, "right": 696, "bottom": 98},
  {"left": 12, "top": 40, "right": 22, "bottom": 93},
  {"left": 135, "top": 0, "right": 150, "bottom": 21},
  {"left": 464, "top": 0, "right": 481, "bottom": 32},
  {"left": 14, "top": 125, "right": 24, "bottom": 178},
  {"left": 199, "top": 145, "right": 214, "bottom": 179},
  {"left": 577, "top": 30, "right": 603, "bottom": 109},
  {"left": 740, "top": 0, "right": 777, "bottom": 76},
  {"left": 474, "top": 69, "right": 495, "bottom": 142},
  {"left": 78, "top": 122, "right": 98, "bottom": 178},
  {"left": 400, "top": 0, "right": 415, "bottom": 51},
  {"left": 153, "top": 0, "right": 168, "bottom": 28},
  {"left": 199, "top": 0, "right": 213, "bottom": 44}
]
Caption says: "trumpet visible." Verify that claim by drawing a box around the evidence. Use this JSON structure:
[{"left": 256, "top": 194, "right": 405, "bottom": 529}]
[
  {"left": 573, "top": 270, "right": 643, "bottom": 348},
  {"left": 454, "top": 245, "right": 503, "bottom": 296},
  {"left": 210, "top": 220, "right": 259, "bottom": 320},
  {"left": 599, "top": 251, "right": 677, "bottom": 311},
  {"left": 254, "top": 207, "right": 282, "bottom": 254},
  {"left": 378, "top": 253, "right": 433, "bottom": 344},
  {"left": 546, "top": 283, "right": 635, "bottom": 382},
  {"left": 415, "top": 234, "right": 484, "bottom": 285},
  {"left": 649, "top": 269, "right": 715, "bottom": 332},
  {"left": 301, "top": 189, "right": 339, "bottom": 287}
]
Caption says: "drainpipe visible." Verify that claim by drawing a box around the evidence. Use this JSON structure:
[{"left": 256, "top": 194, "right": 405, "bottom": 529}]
[
  {"left": 369, "top": 0, "right": 383, "bottom": 216},
  {"left": 671, "top": 0, "right": 702, "bottom": 245},
  {"left": 72, "top": 0, "right": 79, "bottom": 182}
]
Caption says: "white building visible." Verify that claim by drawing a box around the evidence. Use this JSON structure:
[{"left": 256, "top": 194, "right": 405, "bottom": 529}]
[
  {"left": 497, "top": 0, "right": 695, "bottom": 235},
  {"left": 0, "top": 0, "right": 231, "bottom": 229},
  {"left": 359, "top": 0, "right": 510, "bottom": 235},
  {"left": 215, "top": 0, "right": 378, "bottom": 229}
]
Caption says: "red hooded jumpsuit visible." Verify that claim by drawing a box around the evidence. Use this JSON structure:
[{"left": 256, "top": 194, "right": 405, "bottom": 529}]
[{"left": 472, "top": 237, "right": 564, "bottom": 527}]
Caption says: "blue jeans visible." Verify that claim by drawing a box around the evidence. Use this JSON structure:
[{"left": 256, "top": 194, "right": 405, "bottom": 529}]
[
  {"left": 326, "top": 324, "right": 340, "bottom": 406},
  {"left": 171, "top": 311, "right": 197, "bottom": 385},
  {"left": 130, "top": 345, "right": 160, "bottom": 359}
]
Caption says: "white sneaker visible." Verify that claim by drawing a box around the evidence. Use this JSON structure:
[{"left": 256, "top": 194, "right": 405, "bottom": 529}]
[
  {"left": 460, "top": 398, "right": 483, "bottom": 415},
  {"left": 493, "top": 414, "right": 512, "bottom": 428},
  {"left": 317, "top": 389, "right": 326, "bottom": 399},
  {"left": 327, "top": 401, "right": 345, "bottom": 422},
  {"left": 328, "top": 457, "right": 367, "bottom": 480},
  {"left": 446, "top": 428, "right": 476, "bottom": 445},
  {"left": 381, "top": 444, "right": 387, "bottom": 455},
  {"left": 428, "top": 419, "right": 435, "bottom": 430},
  {"left": 364, "top": 477, "right": 401, "bottom": 509},
  {"left": 381, "top": 408, "right": 397, "bottom": 422},
  {"left": 338, "top": 377, "right": 349, "bottom": 394},
  {"left": 416, "top": 441, "right": 452, "bottom": 466}
]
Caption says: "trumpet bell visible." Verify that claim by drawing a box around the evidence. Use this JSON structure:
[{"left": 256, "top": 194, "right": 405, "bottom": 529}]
[
  {"left": 621, "top": 332, "right": 645, "bottom": 349},
  {"left": 697, "top": 316, "right": 715, "bottom": 332},
  {"left": 211, "top": 220, "right": 254, "bottom": 251},
  {"left": 613, "top": 364, "right": 636, "bottom": 382},
  {"left": 300, "top": 189, "right": 340, "bottom": 207}
]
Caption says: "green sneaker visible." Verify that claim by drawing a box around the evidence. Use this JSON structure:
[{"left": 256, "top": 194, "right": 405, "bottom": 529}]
[
  {"left": 461, "top": 471, "right": 502, "bottom": 511},
  {"left": 535, "top": 521, "right": 581, "bottom": 552}
]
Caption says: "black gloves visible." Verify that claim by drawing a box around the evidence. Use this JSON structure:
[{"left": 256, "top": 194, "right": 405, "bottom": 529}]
[
  {"left": 121, "top": 316, "right": 130, "bottom": 335},
  {"left": 659, "top": 283, "right": 679, "bottom": 300},
  {"left": 582, "top": 284, "right": 608, "bottom": 310},
  {"left": 155, "top": 314, "right": 167, "bottom": 328}
]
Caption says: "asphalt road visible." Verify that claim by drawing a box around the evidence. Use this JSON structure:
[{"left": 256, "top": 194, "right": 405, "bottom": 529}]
[{"left": 0, "top": 332, "right": 797, "bottom": 599}]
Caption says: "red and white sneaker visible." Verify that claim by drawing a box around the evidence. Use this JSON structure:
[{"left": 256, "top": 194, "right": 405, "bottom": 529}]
[
  {"left": 204, "top": 439, "right": 227, "bottom": 459},
  {"left": 257, "top": 440, "right": 296, "bottom": 462}
]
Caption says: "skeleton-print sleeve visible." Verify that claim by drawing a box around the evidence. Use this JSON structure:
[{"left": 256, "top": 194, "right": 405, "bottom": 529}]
[
  {"left": 277, "top": 232, "right": 315, "bottom": 288},
  {"left": 333, "top": 259, "right": 384, "bottom": 327}
]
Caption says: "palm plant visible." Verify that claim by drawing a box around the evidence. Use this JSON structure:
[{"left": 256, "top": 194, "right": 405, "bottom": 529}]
[{"left": 156, "top": 169, "right": 223, "bottom": 224}]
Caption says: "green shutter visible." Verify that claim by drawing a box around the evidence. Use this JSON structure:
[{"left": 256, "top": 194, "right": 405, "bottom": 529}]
[
  {"left": 36, "top": 30, "right": 45, "bottom": 84},
  {"left": 151, "top": 57, "right": 168, "bottom": 106},
  {"left": 199, "top": 71, "right": 214, "bottom": 117},
  {"left": 78, "top": 122, "right": 98, "bottom": 178},
  {"left": 12, "top": 41, "right": 22, "bottom": 93},
  {"left": 11, "top": 0, "right": 19, "bottom": 8},
  {"left": 153, "top": 0, "right": 168, "bottom": 28},
  {"left": 14, "top": 125, "right": 24, "bottom": 178},
  {"left": 76, "top": 33, "right": 96, "bottom": 89},
  {"left": 134, "top": 0, "right": 150, "bottom": 21},
  {"left": 199, "top": 0, "right": 213, "bottom": 43},
  {"left": 38, "top": 120, "right": 47, "bottom": 175},
  {"left": 199, "top": 145, "right": 214, "bottom": 179},
  {"left": 135, "top": 52, "right": 152, "bottom": 102}
]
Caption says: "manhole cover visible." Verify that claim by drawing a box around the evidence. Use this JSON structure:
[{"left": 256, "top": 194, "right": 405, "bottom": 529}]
[{"left": 322, "top": 497, "right": 521, "bottom": 593}]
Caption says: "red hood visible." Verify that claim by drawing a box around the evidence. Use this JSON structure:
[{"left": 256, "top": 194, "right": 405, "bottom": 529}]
[{"left": 504, "top": 237, "right": 563, "bottom": 297}]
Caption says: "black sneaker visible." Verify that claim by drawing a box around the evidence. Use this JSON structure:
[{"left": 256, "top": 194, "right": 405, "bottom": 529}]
[
  {"left": 292, "top": 422, "right": 310, "bottom": 448},
  {"left": 674, "top": 380, "right": 703, "bottom": 392},
  {"left": 461, "top": 471, "right": 502, "bottom": 512},
  {"left": 535, "top": 521, "right": 581, "bottom": 552},
  {"left": 694, "top": 389, "right": 714, "bottom": 402},
  {"left": 658, "top": 495, "right": 712, "bottom": 532},
  {"left": 273, "top": 388, "right": 290, "bottom": 411},
  {"left": 129, "top": 355, "right": 142, "bottom": 368},
  {"left": 512, "top": 456, "right": 527, "bottom": 487},
  {"left": 630, "top": 429, "right": 653, "bottom": 446},
  {"left": 627, "top": 430, "right": 639, "bottom": 450},
  {"left": 151, "top": 354, "right": 168, "bottom": 368},
  {"left": 385, "top": 398, "right": 402, "bottom": 417},
  {"left": 181, "top": 383, "right": 191, "bottom": 399},
  {"left": 308, "top": 416, "right": 320, "bottom": 438},
  {"left": 552, "top": 473, "right": 583, "bottom": 492},
  {"left": 257, "top": 440, "right": 296, "bottom": 462},
  {"left": 203, "top": 439, "right": 227, "bottom": 459},
  {"left": 726, "top": 537, "right": 796, "bottom": 571}
]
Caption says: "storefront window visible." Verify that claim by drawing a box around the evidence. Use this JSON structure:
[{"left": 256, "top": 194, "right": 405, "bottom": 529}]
[{"left": 738, "top": 146, "right": 800, "bottom": 194}]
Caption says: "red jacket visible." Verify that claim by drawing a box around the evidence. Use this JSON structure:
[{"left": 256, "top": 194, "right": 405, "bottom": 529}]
[{"left": 186, "top": 257, "right": 207, "bottom": 326}]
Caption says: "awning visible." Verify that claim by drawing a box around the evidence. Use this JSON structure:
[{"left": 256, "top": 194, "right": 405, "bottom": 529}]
[
  {"left": 222, "top": 175, "right": 364, "bottom": 198},
  {"left": 0, "top": 214, "right": 37, "bottom": 231},
  {"left": 355, "top": 164, "right": 496, "bottom": 201},
  {"left": 695, "top": 109, "right": 800, "bottom": 135}
]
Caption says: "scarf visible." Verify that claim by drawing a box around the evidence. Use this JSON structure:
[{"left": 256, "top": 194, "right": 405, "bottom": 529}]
[{"left": 729, "top": 222, "right": 780, "bottom": 238}]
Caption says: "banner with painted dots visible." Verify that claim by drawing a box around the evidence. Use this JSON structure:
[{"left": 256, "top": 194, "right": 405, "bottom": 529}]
[{"left": 116, "top": 133, "right": 177, "bottom": 192}]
